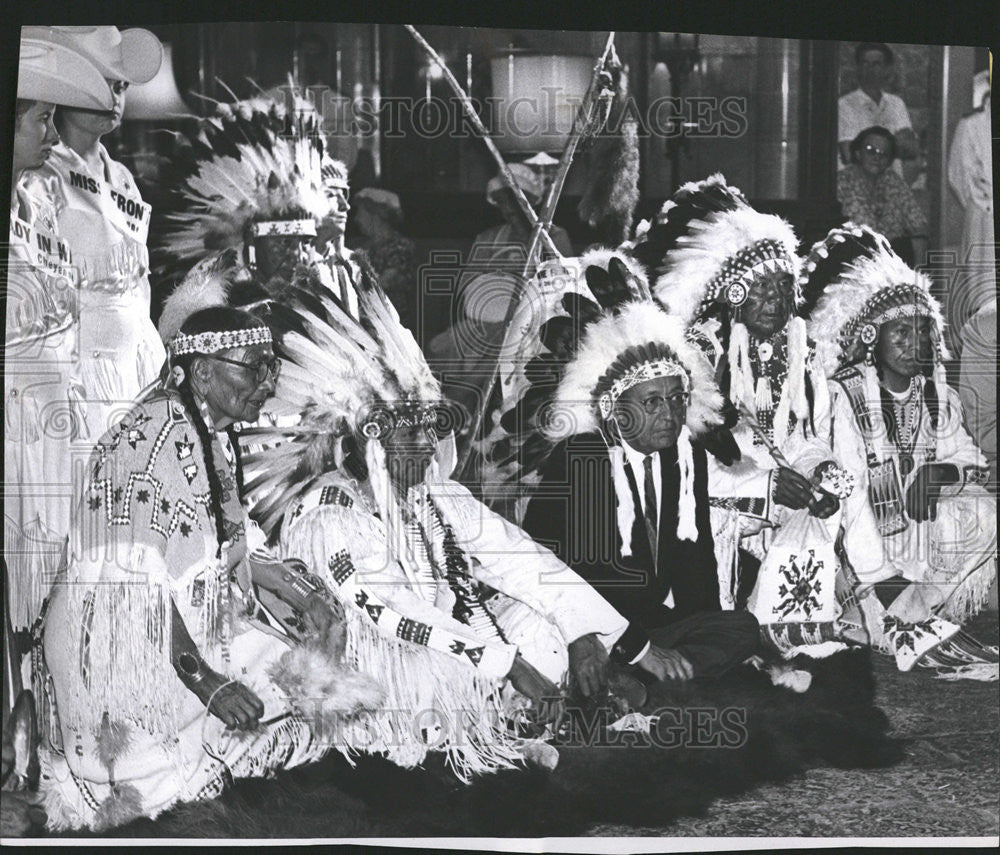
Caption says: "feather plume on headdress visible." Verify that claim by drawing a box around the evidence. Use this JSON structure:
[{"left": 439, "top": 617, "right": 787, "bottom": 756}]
[
  {"left": 805, "top": 223, "right": 948, "bottom": 378},
  {"left": 155, "top": 84, "right": 344, "bottom": 282},
  {"left": 642, "top": 174, "right": 802, "bottom": 324},
  {"left": 156, "top": 249, "right": 246, "bottom": 343},
  {"left": 242, "top": 273, "right": 442, "bottom": 537}
]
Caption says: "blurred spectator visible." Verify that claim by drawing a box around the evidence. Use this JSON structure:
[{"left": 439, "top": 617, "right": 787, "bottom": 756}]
[
  {"left": 473, "top": 163, "right": 574, "bottom": 267},
  {"left": 426, "top": 164, "right": 572, "bottom": 446},
  {"left": 958, "top": 302, "right": 997, "bottom": 494},
  {"left": 838, "top": 42, "right": 918, "bottom": 176},
  {"left": 837, "top": 125, "right": 927, "bottom": 266},
  {"left": 947, "top": 77, "right": 994, "bottom": 343},
  {"left": 351, "top": 187, "right": 419, "bottom": 333}
]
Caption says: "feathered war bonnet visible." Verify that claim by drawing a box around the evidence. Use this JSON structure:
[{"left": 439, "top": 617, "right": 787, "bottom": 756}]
[
  {"left": 158, "top": 85, "right": 347, "bottom": 291},
  {"left": 639, "top": 173, "right": 808, "bottom": 440},
  {"left": 805, "top": 222, "right": 949, "bottom": 377},
  {"left": 551, "top": 299, "right": 724, "bottom": 551},
  {"left": 239, "top": 273, "right": 450, "bottom": 538}
]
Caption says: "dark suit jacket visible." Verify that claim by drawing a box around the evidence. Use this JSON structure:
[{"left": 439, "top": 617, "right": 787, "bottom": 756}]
[{"left": 521, "top": 432, "right": 720, "bottom": 663}]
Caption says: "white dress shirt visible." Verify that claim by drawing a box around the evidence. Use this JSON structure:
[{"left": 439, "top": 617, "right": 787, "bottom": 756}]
[{"left": 618, "top": 442, "right": 675, "bottom": 664}]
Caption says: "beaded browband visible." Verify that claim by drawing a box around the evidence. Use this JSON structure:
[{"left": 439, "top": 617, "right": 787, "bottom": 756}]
[
  {"left": 252, "top": 219, "right": 317, "bottom": 237},
  {"left": 705, "top": 238, "right": 797, "bottom": 310},
  {"left": 597, "top": 359, "right": 690, "bottom": 420},
  {"left": 361, "top": 400, "right": 441, "bottom": 441},
  {"left": 169, "top": 326, "right": 273, "bottom": 356},
  {"left": 844, "top": 284, "right": 938, "bottom": 347}
]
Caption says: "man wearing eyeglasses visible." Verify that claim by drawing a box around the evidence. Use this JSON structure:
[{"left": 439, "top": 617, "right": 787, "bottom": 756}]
[
  {"left": 838, "top": 42, "right": 919, "bottom": 177},
  {"left": 522, "top": 332, "right": 760, "bottom": 686}
]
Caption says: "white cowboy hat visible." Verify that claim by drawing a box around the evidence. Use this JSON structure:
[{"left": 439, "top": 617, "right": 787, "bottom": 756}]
[
  {"left": 18, "top": 36, "right": 114, "bottom": 110},
  {"left": 22, "top": 25, "right": 162, "bottom": 86}
]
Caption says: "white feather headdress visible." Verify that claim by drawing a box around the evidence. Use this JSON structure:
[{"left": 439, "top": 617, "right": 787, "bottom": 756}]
[
  {"left": 805, "top": 223, "right": 948, "bottom": 377},
  {"left": 550, "top": 300, "right": 724, "bottom": 440},
  {"left": 159, "top": 87, "right": 343, "bottom": 274},
  {"left": 651, "top": 174, "right": 802, "bottom": 324},
  {"left": 242, "top": 276, "right": 443, "bottom": 536}
]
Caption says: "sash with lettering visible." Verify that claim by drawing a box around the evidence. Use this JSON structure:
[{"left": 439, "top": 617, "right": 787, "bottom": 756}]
[
  {"left": 7, "top": 199, "right": 76, "bottom": 348},
  {"left": 42, "top": 144, "right": 151, "bottom": 285}
]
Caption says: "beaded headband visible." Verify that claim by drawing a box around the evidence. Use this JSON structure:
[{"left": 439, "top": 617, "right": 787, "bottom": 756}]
[
  {"left": 845, "top": 284, "right": 938, "bottom": 347},
  {"left": 705, "top": 239, "right": 797, "bottom": 310},
  {"left": 361, "top": 400, "right": 441, "bottom": 441},
  {"left": 251, "top": 219, "right": 317, "bottom": 237},
  {"left": 169, "top": 326, "right": 272, "bottom": 357},
  {"left": 321, "top": 161, "right": 349, "bottom": 190},
  {"left": 597, "top": 359, "right": 690, "bottom": 420}
]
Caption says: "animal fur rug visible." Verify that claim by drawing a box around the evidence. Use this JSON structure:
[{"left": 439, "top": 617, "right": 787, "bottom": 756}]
[{"left": 50, "top": 648, "right": 904, "bottom": 838}]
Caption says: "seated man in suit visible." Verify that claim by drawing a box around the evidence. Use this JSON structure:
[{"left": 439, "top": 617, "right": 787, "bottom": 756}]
[{"left": 521, "top": 301, "right": 760, "bottom": 682}]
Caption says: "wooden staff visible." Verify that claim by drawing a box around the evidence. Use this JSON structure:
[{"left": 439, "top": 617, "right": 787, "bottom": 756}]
[
  {"left": 524, "top": 31, "right": 617, "bottom": 276},
  {"left": 404, "top": 25, "right": 559, "bottom": 257},
  {"left": 736, "top": 401, "right": 826, "bottom": 502},
  {"left": 453, "top": 32, "right": 619, "bottom": 479}
]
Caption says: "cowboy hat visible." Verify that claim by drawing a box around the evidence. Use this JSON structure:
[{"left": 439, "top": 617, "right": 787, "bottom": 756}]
[
  {"left": 21, "top": 26, "right": 162, "bottom": 86},
  {"left": 487, "top": 163, "right": 542, "bottom": 206},
  {"left": 17, "top": 36, "right": 114, "bottom": 111}
]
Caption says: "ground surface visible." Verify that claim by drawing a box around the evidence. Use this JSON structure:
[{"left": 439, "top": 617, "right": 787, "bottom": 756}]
[{"left": 592, "top": 611, "right": 1000, "bottom": 838}]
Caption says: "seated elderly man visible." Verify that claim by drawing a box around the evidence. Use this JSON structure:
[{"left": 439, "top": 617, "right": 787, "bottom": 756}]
[
  {"left": 807, "top": 225, "right": 997, "bottom": 675},
  {"left": 245, "top": 276, "right": 630, "bottom": 779},
  {"left": 521, "top": 297, "right": 761, "bottom": 683},
  {"left": 637, "top": 175, "right": 854, "bottom": 655},
  {"left": 37, "top": 306, "right": 383, "bottom": 832}
]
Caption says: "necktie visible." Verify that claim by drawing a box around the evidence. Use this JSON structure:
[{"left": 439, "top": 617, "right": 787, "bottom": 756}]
[
  {"left": 335, "top": 259, "right": 359, "bottom": 319},
  {"left": 642, "top": 454, "right": 658, "bottom": 563}
]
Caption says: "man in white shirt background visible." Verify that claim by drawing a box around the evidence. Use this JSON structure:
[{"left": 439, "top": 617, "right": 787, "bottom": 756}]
[{"left": 838, "top": 42, "right": 920, "bottom": 176}]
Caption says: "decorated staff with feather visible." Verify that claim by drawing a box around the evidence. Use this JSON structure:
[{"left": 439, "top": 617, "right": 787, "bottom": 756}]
[
  {"left": 634, "top": 175, "right": 857, "bottom": 650},
  {"left": 244, "top": 272, "right": 630, "bottom": 780},
  {"left": 518, "top": 256, "right": 760, "bottom": 683},
  {"left": 806, "top": 225, "right": 997, "bottom": 677},
  {"left": 36, "top": 300, "right": 383, "bottom": 832}
]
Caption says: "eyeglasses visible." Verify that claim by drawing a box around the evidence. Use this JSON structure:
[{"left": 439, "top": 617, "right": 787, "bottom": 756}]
[
  {"left": 862, "top": 144, "right": 891, "bottom": 159},
  {"left": 637, "top": 391, "right": 690, "bottom": 415},
  {"left": 207, "top": 354, "right": 282, "bottom": 383}
]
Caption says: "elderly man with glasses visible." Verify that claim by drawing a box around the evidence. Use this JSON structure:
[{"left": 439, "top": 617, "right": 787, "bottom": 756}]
[{"left": 521, "top": 295, "right": 760, "bottom": 687}]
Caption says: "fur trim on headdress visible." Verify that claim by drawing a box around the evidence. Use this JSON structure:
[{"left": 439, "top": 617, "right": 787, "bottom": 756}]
[
  {"left": 550, "top": 301, "right": 724, "bottom": 440},
  {"left": 806, "top": 224, "right": 948, "bottom": 377},
  {"left": 676, "top": 425, "right": 698, "bottom": 541},
  {"left": 651, "top": 174, "right": 802, "bottom": 324}
]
